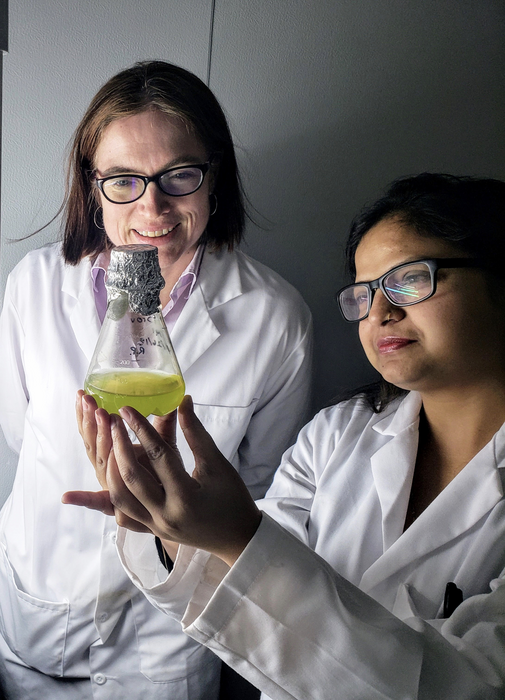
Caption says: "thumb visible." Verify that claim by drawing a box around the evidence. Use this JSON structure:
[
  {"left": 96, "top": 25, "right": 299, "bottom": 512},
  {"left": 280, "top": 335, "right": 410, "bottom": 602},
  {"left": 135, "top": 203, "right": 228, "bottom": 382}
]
[
  {"left": 152, "top": 408, "right": 178, "bottom": 449},
  {"left": 62, "top": 489, "right": 115, "bottom": 516},
  {"left": 178, "top": 395, "right": 223, "bottom": 467}
]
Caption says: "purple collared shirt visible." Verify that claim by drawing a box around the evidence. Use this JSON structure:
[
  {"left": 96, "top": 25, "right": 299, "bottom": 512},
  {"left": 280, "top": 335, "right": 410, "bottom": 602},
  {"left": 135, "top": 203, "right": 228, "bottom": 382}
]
[{"left": 91, "top": 245, "right": 204, "bottom": 333}]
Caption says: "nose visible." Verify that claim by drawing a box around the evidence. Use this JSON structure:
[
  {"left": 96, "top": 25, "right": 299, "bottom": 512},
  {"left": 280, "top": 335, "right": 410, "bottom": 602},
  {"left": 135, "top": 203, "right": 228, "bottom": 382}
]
[
  {"left": 138, "top": 181, "right": 171, "bottom": 215},
  {"left": 366, "top": 289, "right": 405, "bottom": 325}
]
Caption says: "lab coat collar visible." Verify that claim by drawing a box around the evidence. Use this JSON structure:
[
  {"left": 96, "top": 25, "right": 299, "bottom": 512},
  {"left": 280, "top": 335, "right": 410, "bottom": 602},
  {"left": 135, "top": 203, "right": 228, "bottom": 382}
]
[
  {"left": 197, "top": 248, "right": 243, "bottom": 309},
  {"left": 370, "top": 393, "right": 422, "bottom": 551},
  {"left": 362, "top": 403, "right": 505, "bottom": 593},
  {"left": 169, "top": 249, "right": 243, "bottom": 374},
  {"left": 372, "top": 391, "right": 422, "bottom": 436},
  {"left": 62, "top": 257, "right": 101, "bottom": 362}
]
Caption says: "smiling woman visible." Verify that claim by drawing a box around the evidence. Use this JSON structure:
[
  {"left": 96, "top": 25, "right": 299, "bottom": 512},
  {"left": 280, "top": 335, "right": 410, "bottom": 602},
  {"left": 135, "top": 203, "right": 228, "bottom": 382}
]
[
  {"left": 342, "top": 173, "right": 505, "bottom": 412},
  {"left": 93, "top": 110, "right": 213, "bottom": 302},
  {"left": 0, "top": 61, "right": 312, "bottom": 699},
  {"left": 64, "top": 173, "right": 505, "bottom": 700},
  {"left": 354, "top": 219, "right": 503, "bottom": 395}
]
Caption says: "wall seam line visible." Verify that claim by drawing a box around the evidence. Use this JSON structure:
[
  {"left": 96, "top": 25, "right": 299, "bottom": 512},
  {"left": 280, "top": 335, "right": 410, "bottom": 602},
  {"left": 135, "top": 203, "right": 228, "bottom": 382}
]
[{"left": 206, "top": 0, "right": 216, "bottom": 86}]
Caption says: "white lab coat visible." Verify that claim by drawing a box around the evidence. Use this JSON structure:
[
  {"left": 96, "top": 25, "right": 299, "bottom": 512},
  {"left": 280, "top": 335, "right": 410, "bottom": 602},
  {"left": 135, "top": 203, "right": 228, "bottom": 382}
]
[
  {"left": 0, "top": 241, "right": 312, "bottom": 698},
  {"left": 118, "top": 391, "right": 505, "bottom": 699}
]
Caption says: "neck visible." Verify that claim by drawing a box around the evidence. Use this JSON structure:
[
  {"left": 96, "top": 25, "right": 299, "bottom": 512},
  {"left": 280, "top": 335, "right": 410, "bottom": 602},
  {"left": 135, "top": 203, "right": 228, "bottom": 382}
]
[
  {"left": 403, "top": 378, "right": 505, "bottom": 530},
  {"left": 419, "top": 377, "right": 505, "bottom": 468}
]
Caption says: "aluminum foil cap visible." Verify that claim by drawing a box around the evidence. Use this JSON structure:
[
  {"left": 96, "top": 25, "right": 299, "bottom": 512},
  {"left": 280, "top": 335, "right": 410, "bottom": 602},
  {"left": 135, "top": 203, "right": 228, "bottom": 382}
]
[{"left": 106, "top": 244, "right": 165, "bottom": 315}]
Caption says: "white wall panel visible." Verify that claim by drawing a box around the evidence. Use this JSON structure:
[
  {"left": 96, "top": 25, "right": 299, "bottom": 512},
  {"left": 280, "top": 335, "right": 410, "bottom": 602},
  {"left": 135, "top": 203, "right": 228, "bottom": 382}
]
[{"left": 209, "top": 0, "right": 505, "bottom": 409}]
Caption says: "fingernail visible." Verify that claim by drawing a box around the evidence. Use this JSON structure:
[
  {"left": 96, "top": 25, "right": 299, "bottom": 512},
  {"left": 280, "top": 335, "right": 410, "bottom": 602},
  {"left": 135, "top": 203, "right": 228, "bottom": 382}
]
[
  {"left": 95, "top": 411, "right": 103, "bottom": 425},
  {"left": 118, "top": 406, "right": 132, "bottom": 422}
]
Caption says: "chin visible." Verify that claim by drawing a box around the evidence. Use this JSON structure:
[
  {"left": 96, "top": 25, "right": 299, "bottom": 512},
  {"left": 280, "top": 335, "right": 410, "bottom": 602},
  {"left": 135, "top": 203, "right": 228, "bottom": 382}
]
[{"left": 378, "top": 368, "right": 419, "bottom": 391}]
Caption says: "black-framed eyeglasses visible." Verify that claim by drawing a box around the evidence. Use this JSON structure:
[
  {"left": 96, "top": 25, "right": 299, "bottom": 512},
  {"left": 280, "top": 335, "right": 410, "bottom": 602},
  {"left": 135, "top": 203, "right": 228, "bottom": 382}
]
[
  {"left": 337, "top": 258, "right": 479, "bottom": 322},
  {"left": 94, "top": 162, "right": 212, "bottom": 204}
]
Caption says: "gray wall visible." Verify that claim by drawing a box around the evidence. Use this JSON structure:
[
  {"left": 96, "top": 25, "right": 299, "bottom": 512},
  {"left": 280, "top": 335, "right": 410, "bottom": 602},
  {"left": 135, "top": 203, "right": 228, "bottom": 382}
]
[{"left": 1, "top": 1, "right": 505, "bottom": 504}]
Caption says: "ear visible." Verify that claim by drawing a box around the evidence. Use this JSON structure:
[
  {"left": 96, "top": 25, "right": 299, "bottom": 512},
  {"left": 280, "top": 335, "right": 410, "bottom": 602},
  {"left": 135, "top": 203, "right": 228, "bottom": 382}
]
[{"left": 87, "top": 168, "right": 102, "bottom": 207}]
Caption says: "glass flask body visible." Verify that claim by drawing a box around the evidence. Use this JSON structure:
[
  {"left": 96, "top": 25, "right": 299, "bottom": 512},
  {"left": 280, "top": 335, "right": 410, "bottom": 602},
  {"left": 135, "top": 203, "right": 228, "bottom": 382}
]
[{"left": 84, "top": 245, "right": 185, "bottom": 417}]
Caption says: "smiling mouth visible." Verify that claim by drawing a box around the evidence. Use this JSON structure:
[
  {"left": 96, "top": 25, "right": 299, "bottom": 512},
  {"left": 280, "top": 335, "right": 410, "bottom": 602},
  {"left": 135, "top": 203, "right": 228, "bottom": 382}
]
[
  {"left": 377, "top": 337, "right": 415, "bottom": 354},
  {"left": 135, "top": 224, "right": 179, "bottom": 238}
]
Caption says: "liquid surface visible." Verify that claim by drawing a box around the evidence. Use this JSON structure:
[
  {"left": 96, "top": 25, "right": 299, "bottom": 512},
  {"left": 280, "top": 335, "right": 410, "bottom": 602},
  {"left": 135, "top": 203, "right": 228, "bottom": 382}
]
[{"left": 84, "top": 370, "right": 185, "bottom": 416}]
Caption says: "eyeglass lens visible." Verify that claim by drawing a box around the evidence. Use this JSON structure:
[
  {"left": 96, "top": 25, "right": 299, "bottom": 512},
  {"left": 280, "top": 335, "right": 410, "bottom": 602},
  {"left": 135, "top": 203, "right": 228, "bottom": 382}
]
[
  {"left": 384, "top": 262, "right": 433, "bottom": 304},
  {"left": 340, "top": 261, "right": 434, "bottom": 321},
  {"left": 101, "top": 167, "right": 205, "bottom": 203}
]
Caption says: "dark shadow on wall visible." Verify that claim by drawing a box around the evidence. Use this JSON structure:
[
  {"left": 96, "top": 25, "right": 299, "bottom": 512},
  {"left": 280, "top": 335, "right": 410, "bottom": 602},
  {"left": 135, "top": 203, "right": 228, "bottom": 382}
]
[{"left": 240, "top": 70, "right": 505, "bottom": 416}]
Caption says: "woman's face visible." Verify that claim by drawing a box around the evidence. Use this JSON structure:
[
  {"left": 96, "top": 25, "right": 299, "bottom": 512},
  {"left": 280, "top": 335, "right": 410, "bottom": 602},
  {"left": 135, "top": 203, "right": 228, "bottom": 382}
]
[
  {"left": 93, "top": 109, "right": 212, "bottom": 277},
  {"left": 355, "top": 217, "right": 505, "bottom": 394}
]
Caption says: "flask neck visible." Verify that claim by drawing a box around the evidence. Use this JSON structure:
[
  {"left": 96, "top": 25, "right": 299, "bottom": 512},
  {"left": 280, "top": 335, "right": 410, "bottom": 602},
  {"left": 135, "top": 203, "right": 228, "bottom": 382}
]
[{"left": 107, "top": 287, "right": 162, "bottom": 317}]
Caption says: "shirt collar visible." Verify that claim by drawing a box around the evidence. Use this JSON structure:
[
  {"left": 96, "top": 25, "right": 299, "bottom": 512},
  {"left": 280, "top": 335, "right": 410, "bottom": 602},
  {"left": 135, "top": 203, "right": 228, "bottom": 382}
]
[
  {"left": 91, "top": 244, "right": 205, "bottom": 313},
  {"left": 165, "top": 243, "right": 204, "bottom": 311}
]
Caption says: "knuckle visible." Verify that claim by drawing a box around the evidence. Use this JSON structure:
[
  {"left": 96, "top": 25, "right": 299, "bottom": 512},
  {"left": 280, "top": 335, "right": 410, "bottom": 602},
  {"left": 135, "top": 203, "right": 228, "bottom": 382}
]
[
  {"left": 115, "top": 510, "right": 128, "bottom": 527},
  {"left": 109, "top": 489, "right": 121, "bottom": 507},
  {"left": 120, "top": 465, "right": 141, "bottom": 488},
  {"left": 127, "top": 415, "right": 143, "bottom": 434},
  {"left": 146, "top": 444, "right": 164, "bottom": 461}
]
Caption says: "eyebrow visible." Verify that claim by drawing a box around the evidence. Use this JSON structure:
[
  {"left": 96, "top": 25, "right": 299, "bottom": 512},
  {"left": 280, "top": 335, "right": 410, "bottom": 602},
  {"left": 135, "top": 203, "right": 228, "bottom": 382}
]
[
  {"left": 96, "top": 154, "right": 207, "bottom": 178},
  {"left": 354, "top": 258, "right": 431, "bottom": 283}
]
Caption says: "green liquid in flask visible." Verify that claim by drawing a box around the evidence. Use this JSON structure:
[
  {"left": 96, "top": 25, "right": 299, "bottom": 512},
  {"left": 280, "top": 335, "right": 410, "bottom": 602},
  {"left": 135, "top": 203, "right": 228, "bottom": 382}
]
[{"left": 84, "top": 369, "right": 185, "bottom": 417}]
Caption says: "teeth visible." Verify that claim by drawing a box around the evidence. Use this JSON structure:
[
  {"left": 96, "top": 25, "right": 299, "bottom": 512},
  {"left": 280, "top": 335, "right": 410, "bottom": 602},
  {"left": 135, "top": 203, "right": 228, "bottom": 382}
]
[{"left": 137, "top": 226, "right": 175, "bottom": 238}]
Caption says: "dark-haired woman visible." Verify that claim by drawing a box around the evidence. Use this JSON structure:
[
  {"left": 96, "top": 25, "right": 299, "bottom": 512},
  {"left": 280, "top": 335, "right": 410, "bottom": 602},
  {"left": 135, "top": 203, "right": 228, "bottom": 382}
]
[
  {"left": 70, "top": 173, "right": 505, "bottom": 699},
  {"left": 0, "top": 62, "right": 312, "bottom": 698}
]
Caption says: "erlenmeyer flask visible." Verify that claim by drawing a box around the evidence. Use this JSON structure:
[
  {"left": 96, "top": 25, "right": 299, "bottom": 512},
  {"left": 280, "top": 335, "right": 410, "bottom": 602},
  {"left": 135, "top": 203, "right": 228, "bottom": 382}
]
[{"left": 84, "top": 244, "right": 185, "bottom": 417}]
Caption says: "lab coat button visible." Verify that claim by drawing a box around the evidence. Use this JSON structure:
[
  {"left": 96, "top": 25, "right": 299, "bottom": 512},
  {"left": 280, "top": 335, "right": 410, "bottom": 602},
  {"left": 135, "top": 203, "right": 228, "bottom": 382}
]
[
  {"left": 93, "top": 673, "right": 107, "bottom": 685},
  {"left": 97, "top": 612, "right": 109, "bottom": 622}
]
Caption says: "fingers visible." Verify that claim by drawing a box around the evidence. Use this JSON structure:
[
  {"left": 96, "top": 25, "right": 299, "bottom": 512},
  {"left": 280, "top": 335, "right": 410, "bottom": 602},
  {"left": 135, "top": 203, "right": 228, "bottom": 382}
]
[
  {"left": 111, "top": 508, "right": 155, "bottom": 534},
  {"left": 107, "top": 414, "right": 167, "bottom": 525},
  {"left": 94, "top": 409, "right": 113, "bottom": 487},
  {"left": 62, "top": 488, "right": 154, "bottom": 534},
  {"left": 116, "top": 407, "right": 192, "bottom": 494},
  {"left": 76, "top": 391, "right": 113, "bottom": 488},
  {"left": 76, "top": 389, "right": 85, "bottom": 436},
  {"left": 177, "top": 395, "right": 223, "bottom": 470},
  {"left": 62, "top": 489, "right": 115, "bottom": 516},
  {"left": 76, "top": 391, "right": 98, "bottom": 465},
  {"left": 152, "top": 409, "right": 178, "bottom": 451}
]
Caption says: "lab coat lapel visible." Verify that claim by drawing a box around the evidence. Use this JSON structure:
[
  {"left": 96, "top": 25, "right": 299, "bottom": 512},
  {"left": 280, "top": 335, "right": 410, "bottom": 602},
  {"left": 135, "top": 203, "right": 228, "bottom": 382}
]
[
  {"left": 62, "top": 259, "right": 101, "bottom": 362},
  {"left": 170, "top": 250, "right": 243, "bottom": 374},
  {"left": 370, "top": 392, "right": 421, "bottom": 551},
  {"left": 361, "top": 413, "right": 505, "bottom": 594}
]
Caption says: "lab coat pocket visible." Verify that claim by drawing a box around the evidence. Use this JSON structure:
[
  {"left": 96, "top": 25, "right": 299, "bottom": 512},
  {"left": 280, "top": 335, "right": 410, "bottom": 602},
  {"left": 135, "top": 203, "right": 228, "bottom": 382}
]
[
  {"left": 0, "top": 543, "right": 69, "bottom": 676},
  {"left": 192, "top": 401, "right": 258, "bottom": 460}
]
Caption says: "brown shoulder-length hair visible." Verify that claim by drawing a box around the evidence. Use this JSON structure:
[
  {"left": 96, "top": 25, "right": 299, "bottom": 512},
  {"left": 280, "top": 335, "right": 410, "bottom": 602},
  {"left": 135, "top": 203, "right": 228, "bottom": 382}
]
[{"left": 62, "top": 60, "right": 246, "bottom": 264}]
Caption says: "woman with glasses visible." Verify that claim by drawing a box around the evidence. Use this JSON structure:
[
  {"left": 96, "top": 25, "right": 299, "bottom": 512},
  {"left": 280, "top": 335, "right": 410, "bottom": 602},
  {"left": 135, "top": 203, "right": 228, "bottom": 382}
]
[
  {"left": 0, "top": 61, "right": 312, "bottom": 698},
  {"left": 68, "top": 172, "right": 505, "bottom": 699}
]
